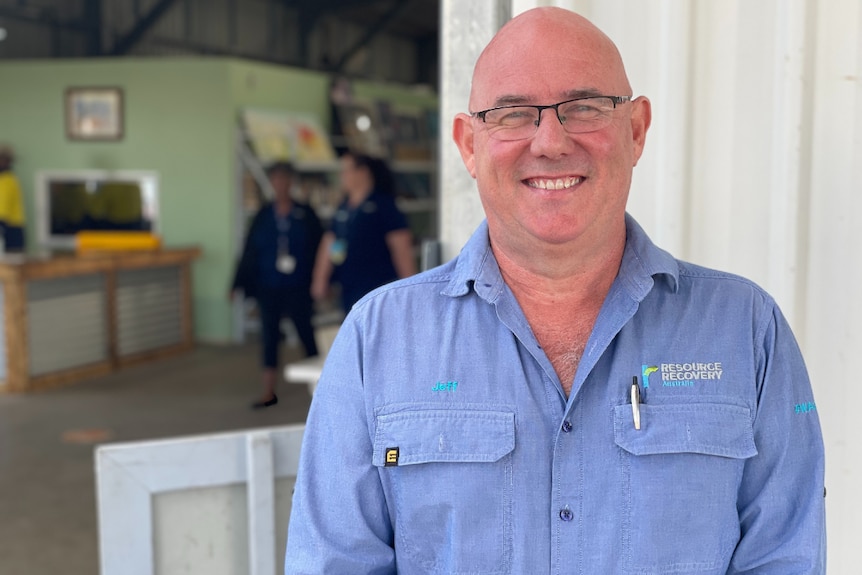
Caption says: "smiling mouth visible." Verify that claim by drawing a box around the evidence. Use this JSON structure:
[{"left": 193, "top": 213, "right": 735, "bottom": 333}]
[{"left": 524, "top": 176, "right": 584, "bottom": 190}]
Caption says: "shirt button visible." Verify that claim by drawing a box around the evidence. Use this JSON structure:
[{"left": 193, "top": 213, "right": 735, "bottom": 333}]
[
  {"left": 559, "top": 507, "right": 574, "bottom": 522},
  {"left": 561, "top": 421, "right": 573, "bottom": 433}
]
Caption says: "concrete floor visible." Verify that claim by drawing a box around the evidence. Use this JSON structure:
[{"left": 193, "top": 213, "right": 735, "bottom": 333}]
[{"left": 0, "top": 341, "right": 312, "bottom": 575}]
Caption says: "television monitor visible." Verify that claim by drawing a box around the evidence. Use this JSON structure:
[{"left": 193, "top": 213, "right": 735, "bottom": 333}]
[{"left": 35, "top": 170, "right": 159, "bottom": 249}]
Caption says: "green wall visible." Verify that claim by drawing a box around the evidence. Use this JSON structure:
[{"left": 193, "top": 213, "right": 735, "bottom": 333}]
[
  {"left": 0, "top": 57, "right": 437, "bottom": 343},
  {"left": 0, "top": 57, "right": 235, "bottom": 341},
  {"left": 228, "top": 60, "right": 331, "bottom": 121}
]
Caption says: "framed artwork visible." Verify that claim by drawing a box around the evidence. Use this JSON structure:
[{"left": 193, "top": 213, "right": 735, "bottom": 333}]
[
  {"left": 241, "top": 108, "right": 337, "bottom": 168},
  {"left": 65, "top": 87, "right": 124, "bottom": 141}
]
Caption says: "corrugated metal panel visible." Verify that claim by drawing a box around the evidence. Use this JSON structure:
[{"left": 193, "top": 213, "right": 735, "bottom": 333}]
[
  {"left": 0, "top": 0, "right": 87, "bottom": 58},
  {"left": 27, "top": 274, "right": 108, "bottom": 376},
  {"left": 116, "top": 266, "right": 182, "bottom": 357}
]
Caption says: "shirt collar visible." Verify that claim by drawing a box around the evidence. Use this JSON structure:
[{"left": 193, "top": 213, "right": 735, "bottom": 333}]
[
  {"left": 442, "top": 220, "right": 501, "bottom": 301},
  {"left": 619, "top": 213, "right": 679, "bottom": 297},
  {"left": 442, "top": 214, "right": 679, "bottom": 301}
]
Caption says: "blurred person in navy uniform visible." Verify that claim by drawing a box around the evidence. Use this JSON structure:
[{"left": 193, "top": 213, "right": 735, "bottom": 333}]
[
  {"left": 311, "top": 152, "right": 416, "bottom": 311},
  {"left": 0, "top": 144, "right": 26, "bottom": 252},
  {"left": 231, "top": 162, "right": 322, "bottom": 408}
]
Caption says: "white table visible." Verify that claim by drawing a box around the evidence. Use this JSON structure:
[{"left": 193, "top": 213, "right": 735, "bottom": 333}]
[
  {"left": 282, "top": 323, "right": 340, "bottom": 396},
  {"left": 284, "top": 355, "right": 325, "bottom": 396}
]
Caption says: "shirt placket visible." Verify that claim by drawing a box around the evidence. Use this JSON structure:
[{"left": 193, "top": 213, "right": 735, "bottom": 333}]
[
  {"left": 549, "top": 282, "right": 644, "bottom": 574},
  {"left": 552, "top": 400, "right": 584, "bottom": 574}
]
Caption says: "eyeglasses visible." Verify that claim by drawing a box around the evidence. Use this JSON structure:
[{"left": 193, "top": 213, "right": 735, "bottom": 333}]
[{"left": 471, "top": 95, "right": 632, "bottom": 141}]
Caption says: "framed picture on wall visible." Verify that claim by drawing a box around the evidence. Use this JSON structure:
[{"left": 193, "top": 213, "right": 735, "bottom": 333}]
[{"left": 65, "top": 87, "right": 124, "bottom": 141}]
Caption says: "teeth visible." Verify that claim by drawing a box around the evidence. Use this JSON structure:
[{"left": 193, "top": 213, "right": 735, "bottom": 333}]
[{"left": 528, "top": 177, "right": 582, "bottom": 190}]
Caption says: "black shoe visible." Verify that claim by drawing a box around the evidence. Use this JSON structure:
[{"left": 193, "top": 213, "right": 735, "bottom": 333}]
[{"left": 251, "top": 395, "right": 278, "bottom": 409}]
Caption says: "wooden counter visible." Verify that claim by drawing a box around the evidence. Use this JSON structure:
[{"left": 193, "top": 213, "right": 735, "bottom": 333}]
[{"left": 0, "top": 248, "right": 200, "bottom": 392}]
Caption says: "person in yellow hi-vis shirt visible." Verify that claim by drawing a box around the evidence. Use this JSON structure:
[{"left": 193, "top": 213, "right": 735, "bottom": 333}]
[{"left": 0, "top": 144, "right": 26, "bottom": 251}]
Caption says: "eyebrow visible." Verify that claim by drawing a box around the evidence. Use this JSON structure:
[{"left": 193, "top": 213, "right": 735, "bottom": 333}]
[{"left": 489, "top": 88, "right": 606, "bottom": 108}]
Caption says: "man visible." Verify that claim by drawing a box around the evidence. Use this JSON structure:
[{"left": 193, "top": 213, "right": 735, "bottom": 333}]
[
  {"left": 231, "top": 162, "right": 322, "bottom": 408},
  {"left": 285, "top": 7, "right": 825, "bottom": 574}
]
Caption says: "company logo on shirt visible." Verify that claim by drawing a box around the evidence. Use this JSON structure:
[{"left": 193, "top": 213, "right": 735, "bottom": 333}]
[
  {"left": 641, "top": 365, "right": 659, "bottom": 388},
  {"left": 384, "top": 447, "right": 399, "bottom": 467},
  {"left": 643, "top": 362, "right": 724, "bottom": 387},
  {"left": 794, "top": 401, "right": 816, "bottom": 414}
]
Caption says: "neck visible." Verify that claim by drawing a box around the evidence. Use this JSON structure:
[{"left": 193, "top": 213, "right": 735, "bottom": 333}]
[
  {"left": 347, "top": 186, "right": 372, "bottom": 207},
  {"left": 492, "top": 227, "right": 626, "bottom": 310},
  {"left": 491, "top": 226, "right": 626, "bottom": 396},
  {"left": 497, "top": 249, "right": 621, "bottom": 312},
  {"left": 274, "top": 198, "right": 292, "bottom": 215}
]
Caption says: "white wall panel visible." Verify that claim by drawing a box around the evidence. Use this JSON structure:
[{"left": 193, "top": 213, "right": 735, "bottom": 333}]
[
  {"left": 804, "top": 1, "right": 862, "bottom": 572},
  {"left": 765, "top": 0, "right": 814, "bottom": 328},
  {"left": 439, "top": 0, "right": 511, "bottom": 260}
]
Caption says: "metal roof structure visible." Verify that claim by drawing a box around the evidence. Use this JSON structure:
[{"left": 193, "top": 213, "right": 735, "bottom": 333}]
[{"left": 0, "top": 0, "right": 440, "bottom": 86}]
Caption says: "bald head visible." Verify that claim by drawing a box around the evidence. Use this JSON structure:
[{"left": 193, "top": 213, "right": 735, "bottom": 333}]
[
  {"left": 451, "top": 5, "right": 651, "bottom": 262},
  {"left": 470, "top": 7, "right": 631, "bottom": 112}
]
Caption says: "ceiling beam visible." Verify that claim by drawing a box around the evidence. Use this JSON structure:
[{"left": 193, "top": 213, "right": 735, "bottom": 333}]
[
  {"left": 290, "top": 0, "right": 384, "bottom": 12},
  {"left": 83, "top": 0, "right": 103, "bottom": 56},
  {"left": 332, "top": 0, "right": 412, "bottom": 73},
  {"left": 0, "top": 6, "right": 92, "bottom": 34},
  {"left": 109, "top": 0, "right": 179, "bottom": 56},
  {"left": 327, "top": 0, "right": 388, "bottom": 10},
  {"left": 145, "top": 33, "right": 306, "bottom": 68}
]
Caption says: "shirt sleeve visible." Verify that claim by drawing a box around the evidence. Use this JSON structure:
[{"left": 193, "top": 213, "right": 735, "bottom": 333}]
[
  {"left": 305, "top": 206, "right": 323, "bottom": 264},
  {"left": 231, "top": 206, "right": 267, "bottom": 296},
  {"left": 729, "top": 303, "right": 826, "bottom": 574},
  {"left": 285, "top": 314, "right": 396, "bottom": 574}
]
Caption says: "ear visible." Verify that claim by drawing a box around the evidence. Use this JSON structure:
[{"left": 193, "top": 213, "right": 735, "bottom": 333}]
[
  {"left": 629, "top": 96, "right": 652, "bottom": 166},
  {"left": 452, "top": 112, "right": 478, "bottom": 178}
]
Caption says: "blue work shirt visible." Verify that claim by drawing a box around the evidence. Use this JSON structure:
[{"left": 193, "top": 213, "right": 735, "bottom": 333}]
[{"left": 285, "top": 215, "right": 825, "bottom": 574}]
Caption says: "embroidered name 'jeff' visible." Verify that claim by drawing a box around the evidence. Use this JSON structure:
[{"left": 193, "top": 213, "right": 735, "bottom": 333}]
[{"left": 432, "top": 381, "right": 458, "bottom": 392}]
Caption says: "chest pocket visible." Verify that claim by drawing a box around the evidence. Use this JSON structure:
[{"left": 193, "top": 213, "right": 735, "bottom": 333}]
[
  {"left": 613, "top": 402, "right": 757, "bottom": 574},
  {"left": 372, "top": 409, "right": 515, "bottom": 575}
]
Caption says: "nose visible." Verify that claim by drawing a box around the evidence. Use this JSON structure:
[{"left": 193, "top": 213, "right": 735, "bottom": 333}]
[{"left": 530, "top": 106, "right": 574, "bottom": 157}]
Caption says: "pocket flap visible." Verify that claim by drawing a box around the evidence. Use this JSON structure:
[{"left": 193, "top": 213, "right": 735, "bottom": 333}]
[
  {"left": 372, "top": 409, "right": 515, "bottom": 467},
  {"left": 613, "top": 403, "right": 757, "bottom": 459}
]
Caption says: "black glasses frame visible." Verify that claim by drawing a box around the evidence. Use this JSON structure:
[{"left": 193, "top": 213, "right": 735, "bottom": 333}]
[{"left": 471, "top": 95, "right": 632, "bottom": 126}]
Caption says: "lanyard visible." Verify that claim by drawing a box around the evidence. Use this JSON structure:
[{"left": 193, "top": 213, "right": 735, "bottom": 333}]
[
  {"left": 334, "top": 199, "right": 370, "bottom": 239},
  {"left": 274, "top": 209, "right": 298, "bottom": 275},
  {"left": 275, "top": 210, "right": 292, "bottom": 254}
]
